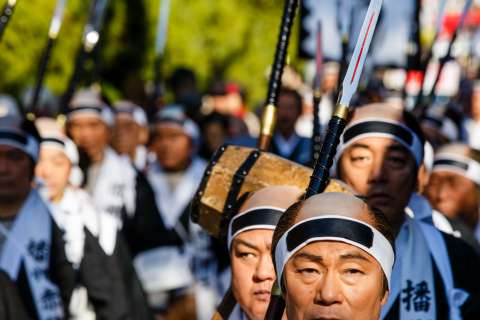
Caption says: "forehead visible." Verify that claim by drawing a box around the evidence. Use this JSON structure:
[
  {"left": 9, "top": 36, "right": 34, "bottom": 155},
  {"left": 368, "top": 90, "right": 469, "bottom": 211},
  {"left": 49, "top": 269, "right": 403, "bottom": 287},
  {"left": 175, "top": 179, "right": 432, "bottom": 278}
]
[
  {"left": 115, "top": 113, "right": 137, "bottom": 124},
  {"left": 154, "top": 123, "right": 186, "bottom": 136},
  {"left": 292, "top": 241, "right": 377, "bottom": 264},
  {"left": 232, "top": 229, "right": 274, "bottom": 249},
  {"left": 345, "top": 136, "right": 410, "bottom": 154},
  {"left": 39, "top": 147, "right": 68, "bottom": 160},
  {"left": 69, "top": 115, "right": 105, "bottom": 126},
  {"left": 0, "top": 144, "right": 28, "bottom": 155}
]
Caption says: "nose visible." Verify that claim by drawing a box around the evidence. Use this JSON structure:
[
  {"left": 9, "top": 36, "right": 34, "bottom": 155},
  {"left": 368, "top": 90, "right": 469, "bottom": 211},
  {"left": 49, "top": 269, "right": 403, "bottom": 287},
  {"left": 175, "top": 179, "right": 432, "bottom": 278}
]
[
  {"left": 315, "top": 270, "right": 342, "bottom": 306},
  {"left": 0, "top": 157, "right": 10, "bottom": 174},
  {"left": 367, "top": 157, "right": 387, "bottom": 185},
  {"left": 253, "top": 254, "right": 275, "bottom": 283}
]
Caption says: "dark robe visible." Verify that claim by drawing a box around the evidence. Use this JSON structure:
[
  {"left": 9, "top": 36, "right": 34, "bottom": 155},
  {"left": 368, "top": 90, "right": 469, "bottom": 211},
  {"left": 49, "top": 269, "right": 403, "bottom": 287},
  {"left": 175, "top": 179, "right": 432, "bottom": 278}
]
[
  {"left": 0, "top": 270, "right": 29, "bottom": 319},
  {"left": 384, "top": 232, "right": 480, "bottom": 320}
]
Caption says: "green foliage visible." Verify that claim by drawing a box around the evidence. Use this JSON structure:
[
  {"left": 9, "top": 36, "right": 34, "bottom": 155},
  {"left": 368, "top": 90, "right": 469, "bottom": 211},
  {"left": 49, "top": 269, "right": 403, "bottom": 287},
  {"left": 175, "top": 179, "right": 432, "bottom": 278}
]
[{"left": 0, "top": 0, "right": 302, "bottom": 107}]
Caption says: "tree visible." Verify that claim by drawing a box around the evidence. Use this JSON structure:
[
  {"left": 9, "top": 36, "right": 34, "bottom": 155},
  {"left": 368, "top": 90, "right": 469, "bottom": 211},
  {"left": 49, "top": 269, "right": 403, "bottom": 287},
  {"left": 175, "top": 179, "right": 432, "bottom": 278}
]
[{"left": 0, "top": 0, "right": 301, "bottom": 108}]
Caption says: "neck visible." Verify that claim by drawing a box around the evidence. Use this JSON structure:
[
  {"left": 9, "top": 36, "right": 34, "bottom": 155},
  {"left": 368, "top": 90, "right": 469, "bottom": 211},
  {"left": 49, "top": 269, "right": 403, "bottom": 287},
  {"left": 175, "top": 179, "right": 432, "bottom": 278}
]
[
  {"left": 50, "top": 190, "right": 65, "bottom": 204},
  {"left": 391, "top": 212, "right": 407, "bottom": 238},
  {"left": 0, "top": 192, "right": 30, "bottom": 220},
  {"left": 91, "top": 149, "right": 106, "bottom": 164},
  {"left": 128, "top": 147, "right": 137, "bottom": 163},
  {"left": 278, "top": 131, "right": 295, "bottom": 140}
]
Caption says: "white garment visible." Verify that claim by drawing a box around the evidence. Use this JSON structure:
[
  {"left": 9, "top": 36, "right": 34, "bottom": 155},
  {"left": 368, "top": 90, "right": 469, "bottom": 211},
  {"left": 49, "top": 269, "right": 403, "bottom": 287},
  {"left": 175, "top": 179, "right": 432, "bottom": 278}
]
[
  {"left": 134, "top": 145, "right": 148, "bottom": 171},
  {"left": 0, "top": 190, "right": 64, "bottom": 320},
  {"left": 89, "top": 148, "right": 137, "bottom": 228},
  {"left": 146, "top": 157, "right": 206, "bottom": 229},
  {"left": 464, "top": 118, "right": 480, "bottom": 149}
]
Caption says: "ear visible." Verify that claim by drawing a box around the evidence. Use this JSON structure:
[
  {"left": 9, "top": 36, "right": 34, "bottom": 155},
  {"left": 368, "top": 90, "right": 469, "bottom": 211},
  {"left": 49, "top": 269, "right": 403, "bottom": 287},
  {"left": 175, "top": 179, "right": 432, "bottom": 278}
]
[{"left": 380, "top": 289, "right": 389, "bottom": 307}]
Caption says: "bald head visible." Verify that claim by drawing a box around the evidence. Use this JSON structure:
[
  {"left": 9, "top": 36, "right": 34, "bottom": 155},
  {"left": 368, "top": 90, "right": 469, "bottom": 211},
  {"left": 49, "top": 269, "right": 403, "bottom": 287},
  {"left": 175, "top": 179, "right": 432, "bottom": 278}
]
[
  {"left": 239, "top": 185, "right": 304, "bottom": 213},
  {"left": 350, "top": 103, "right": 404, "bottom": 123},
  {"left": 436, "top": 143, "right": 480, "bottom": 163},
  {"left": 293, "top": 192, "right": 373, "bottom": 226}
]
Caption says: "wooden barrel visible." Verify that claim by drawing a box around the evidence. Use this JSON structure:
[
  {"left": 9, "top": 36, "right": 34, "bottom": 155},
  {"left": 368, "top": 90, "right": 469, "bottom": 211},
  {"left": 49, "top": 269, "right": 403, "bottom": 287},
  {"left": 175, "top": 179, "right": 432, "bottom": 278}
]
[{"left": 191, "top": 144, "right": 349, "bottom": 238}]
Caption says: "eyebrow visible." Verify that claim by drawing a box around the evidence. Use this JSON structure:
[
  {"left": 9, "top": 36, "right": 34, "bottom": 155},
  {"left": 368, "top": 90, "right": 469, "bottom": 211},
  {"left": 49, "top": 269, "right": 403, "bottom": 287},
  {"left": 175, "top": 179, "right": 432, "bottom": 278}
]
[
  {"left": 349, "top": 143, "right": 371, "bottom": 151},
  {"left": 233, "top": 238, "right": 259, "bottom": 251},
  {"left": 293, "top": 252, "right": 323, "bottom": 262},
  {"left": 386, "top": 144, "right": 409, "bottom": 154},
  {"left": 339, "top": 252, "right": 372, "bottom": 263}
]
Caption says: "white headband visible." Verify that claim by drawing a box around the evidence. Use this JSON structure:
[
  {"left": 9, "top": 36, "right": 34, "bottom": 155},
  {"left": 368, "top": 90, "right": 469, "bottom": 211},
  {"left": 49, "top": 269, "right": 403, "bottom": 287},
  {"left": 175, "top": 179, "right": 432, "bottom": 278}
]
[
  {"left": 0, "top": 129, "right": 39, "bottom": 162},
  {"left": 338, "top": 118, "right": 424, "bottom": 167},
  {"left": 67, "top": 106, "right": 114, "bottom": 127},
  {"left": 114, "top": 104, "right": 147, "bottom": 127},
  {"left": 433, "top": 153, "right": 480, "bottom": 186},
  {"left": 274, "top": 215, "right": 394, "bottom": 292},
  {"left": 40, "top": 136, "right": 79, "bottom": 165},
  {"left": 228, "top": 205, "right": 285, "bottom": 251}
]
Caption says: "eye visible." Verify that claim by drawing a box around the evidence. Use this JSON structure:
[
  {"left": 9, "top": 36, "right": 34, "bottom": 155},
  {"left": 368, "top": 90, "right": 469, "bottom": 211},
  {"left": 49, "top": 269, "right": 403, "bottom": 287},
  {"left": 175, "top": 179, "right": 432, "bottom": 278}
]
[
  {"left": 298, "top": 268, "right": 319, "bottom": 275},
  {"left": 237, "top": 251, "right": 256, "bottom": 259},
  {"left": 344, "top": 268, "right": 364, "bottom": 275}
]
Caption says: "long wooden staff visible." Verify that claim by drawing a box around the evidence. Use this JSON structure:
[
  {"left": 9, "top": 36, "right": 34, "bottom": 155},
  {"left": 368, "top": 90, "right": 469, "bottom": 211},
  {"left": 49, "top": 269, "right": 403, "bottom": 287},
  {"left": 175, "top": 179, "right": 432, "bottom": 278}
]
[
  {"left": 60, "top": 0, "right": 109, "bottom": 111},
  {"left": 0, "top": 0, "right": 17, "bottom": 41},
  {"left": 416, "top": 0, "right": 473, "bottom": 116},
  {"left": 311, "top": 22, "right": 323, "bottom": 166},
  {"left": 266, "top": 2, "right": 383, "bottom": 319},
  {"left": 257, "top": 0, "right": 299, "bottom": 150},
  {"left": 29, "top": 0, "right": 67, "bottom": 113}
]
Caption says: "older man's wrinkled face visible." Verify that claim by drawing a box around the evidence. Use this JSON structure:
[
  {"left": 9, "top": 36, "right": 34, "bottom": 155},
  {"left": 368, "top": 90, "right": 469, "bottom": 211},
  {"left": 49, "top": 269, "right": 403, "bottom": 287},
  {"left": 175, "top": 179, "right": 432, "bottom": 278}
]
[
  {"left": 426, "top": 171, "right": 479, "bottom": 229},
  {"left": 339, "top": 137, "right": 417, "bottom": 232},
  {"left": 231, "top": 229, "right": 276, "bottom": 320},
  {"left": 283, "top": 241, "right": 387, "bottom": 320}
]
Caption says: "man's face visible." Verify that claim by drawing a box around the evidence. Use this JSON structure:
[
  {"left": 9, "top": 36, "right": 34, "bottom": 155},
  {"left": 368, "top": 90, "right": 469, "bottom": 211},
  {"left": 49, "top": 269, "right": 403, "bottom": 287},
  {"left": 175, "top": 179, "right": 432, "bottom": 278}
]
[
  {"left": 68, "top": 116, "right": 109, "bottom": 163},
  {"left": 151, "top": 125, "right": 192, "bottom": 172},
  {"left": 35, "top": 148, "right": 71, "bottom": 201},
  {"left": 339, "top": 137, "right": 417, "bottom": 232},
  {"left": 276, "top": 93, "right": 301, "bottom": 138},
  {"left": 0, "top": 145, "right": 32, "bottom": 204},
  {"left": 283, "top": 241, "right": 387, "bottom": 320},
  {"left": 426, "top": 171, "right": 479, "bottom": 229},
  {"left": 112, "top": 116, "right": 141, "bottom": 156},
  {"left": 231, "top": 229, "right": 275, "bottom": 320}
]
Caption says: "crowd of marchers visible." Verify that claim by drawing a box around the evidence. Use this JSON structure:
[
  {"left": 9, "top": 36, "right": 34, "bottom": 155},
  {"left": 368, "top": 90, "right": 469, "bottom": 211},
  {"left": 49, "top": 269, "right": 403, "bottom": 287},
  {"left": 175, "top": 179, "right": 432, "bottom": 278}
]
[{"left": 0, "top": 63, "right": 480, "bottom": 320}]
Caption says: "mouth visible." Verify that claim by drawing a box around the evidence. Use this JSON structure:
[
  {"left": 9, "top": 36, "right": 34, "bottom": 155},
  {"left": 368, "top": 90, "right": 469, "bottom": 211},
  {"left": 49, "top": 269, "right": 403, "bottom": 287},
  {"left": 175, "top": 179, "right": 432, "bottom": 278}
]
[
  {"left": 253, "top": 290, "right": 271, "bottom": 302},
  {"left": 367, "top": 192, "right": 392, "bottom": 204}
]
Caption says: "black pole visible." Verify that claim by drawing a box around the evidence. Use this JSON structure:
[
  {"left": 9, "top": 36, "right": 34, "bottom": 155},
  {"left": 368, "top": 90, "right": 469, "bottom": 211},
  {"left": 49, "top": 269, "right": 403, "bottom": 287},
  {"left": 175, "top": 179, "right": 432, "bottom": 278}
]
[
  {"left": 0, "top": 0, "right": 17, "bottom": 41},
  {"left": 30, "top": 37, "right": 54, "bottom": 112},
  {"left": 258, "top": 0, "right": 299, "bottom": 150}
]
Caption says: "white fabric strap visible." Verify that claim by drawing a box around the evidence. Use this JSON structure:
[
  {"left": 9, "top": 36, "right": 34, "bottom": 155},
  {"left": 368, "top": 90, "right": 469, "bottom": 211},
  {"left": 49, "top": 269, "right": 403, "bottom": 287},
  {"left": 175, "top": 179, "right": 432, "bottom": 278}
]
[
  {"left": 433, "top": 153, "right": 480, "bottom": 186},
  {"left": 227, "top": 205, "right": 285, "bottom": 251},
  {"left": 274, "top": 215, "right": 394, "bottom": 292},
  {"left": 0, "top": 190, "right": 64, "bottom": 319},
  {"left": 338, "top": 117, "right": 423, "bottom": 166}
]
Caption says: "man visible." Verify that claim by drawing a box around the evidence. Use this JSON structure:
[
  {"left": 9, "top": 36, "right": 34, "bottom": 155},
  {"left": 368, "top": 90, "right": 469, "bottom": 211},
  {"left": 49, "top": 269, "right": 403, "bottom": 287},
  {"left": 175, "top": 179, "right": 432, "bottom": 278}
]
[
  {"left": 35, "top": 118, "right": 152, "bottom": 319},
  {"left": 216, "top": 185, "right": 303, "bottom": 320},
  {"left": 272, "top": 192, "right": 395, "bottom": 320},
  {"left": 271, "top": 88, "right": 311, "bottom": 166},
  {"left": 66, "top": 89, "right": 155, "bottom": 233},
  {"left": 0, "top": 110, "right": 75, "bottom": 318},
  {"left": 112, "top": 100, "right": 149, "bottom": 171},
  {"left": 126, "top": 105, "right": 214, "bottom": 318},
  {"left": 336, "top": 103, "right": 480, "bottom": 319},
  {"left": 425, "top": 143, "right": 480, "bottom": 239}
]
